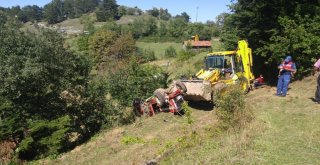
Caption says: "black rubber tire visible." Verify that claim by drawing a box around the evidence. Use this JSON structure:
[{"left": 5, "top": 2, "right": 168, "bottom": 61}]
[
  {"left": 175, "top": 81, "right": 187, "bottom": 93},
  {"left": 154, "top": 90, "right": 166, "bottom": 107},
  {"left": 132, "top": 98, "right": 142, "bottom": 117}
]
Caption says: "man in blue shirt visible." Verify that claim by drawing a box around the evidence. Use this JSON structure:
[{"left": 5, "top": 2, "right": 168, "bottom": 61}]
[{"left": 276, "top": 56, "right": 297, "bottom": 97}]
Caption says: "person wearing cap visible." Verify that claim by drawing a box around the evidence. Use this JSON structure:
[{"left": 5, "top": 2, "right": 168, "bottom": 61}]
[
  {"left": 313, "top": 58, "right": 320, "bottom": 103},
  {"left": 276, "top": 56, "right": 297, "bottom": 97}
]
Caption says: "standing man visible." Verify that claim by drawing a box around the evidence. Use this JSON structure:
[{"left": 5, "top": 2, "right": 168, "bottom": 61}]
[
  {"left": 276, "top": 56, "right": 297, "bottom": 97},
  {"left": 313, "top": 58, "right": 320, "bottom": 103}
]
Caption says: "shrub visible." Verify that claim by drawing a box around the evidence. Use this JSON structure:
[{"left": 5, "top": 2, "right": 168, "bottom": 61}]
[
  {"left": 165, "top": 46, "right": 177, "bottom": 58},
  {"left": 0, "top": 28, "right": 129, "bottom": 161},
  {"left": 77, "top": 35, "right": 90, "bottom": 52},
  {"left": 110, "top": 33, "right": 136, "bottom": 59},
  {"left": 106, "top": 58, "right": 167, "bottom": 106},
  {"left": 88, "top": 29, "right": 117, "bottom": 62},
  {"left": 177, "top": 49, "right": 196, "bottom": 61},
  {"left": 215, "top": 86, "right": 253, "bottom": 131},
  {"left": 136, "top": 48, "right": 156, "bottom": 62}
]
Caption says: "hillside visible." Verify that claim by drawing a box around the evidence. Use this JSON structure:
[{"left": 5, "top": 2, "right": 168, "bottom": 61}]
[
  {"left": 22, "top": 14, "right": 142, "bottom": 37},
  {"left": 33, "top": 75, "right": 320, "bottom": 165}
]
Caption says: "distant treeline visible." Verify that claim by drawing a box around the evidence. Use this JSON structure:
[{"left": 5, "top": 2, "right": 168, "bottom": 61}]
[
  {"left": 0, "top": 0, "right": 202, "bottom": 24},
  {"left": 0, "top": 0, "right": 221, "bottom": 42}
]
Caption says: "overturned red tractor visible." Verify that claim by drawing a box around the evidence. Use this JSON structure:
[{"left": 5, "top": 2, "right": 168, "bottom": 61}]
[{"left": 133, "top": 81, "right": 187, "bottom": 117}]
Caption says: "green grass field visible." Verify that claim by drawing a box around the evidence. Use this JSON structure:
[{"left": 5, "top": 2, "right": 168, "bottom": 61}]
[
  {"left": 137, "top": 39, "right": 223, "bottom": 80},
  {"left": 136, "top": 42, "right": 183, "bottom": 59}
]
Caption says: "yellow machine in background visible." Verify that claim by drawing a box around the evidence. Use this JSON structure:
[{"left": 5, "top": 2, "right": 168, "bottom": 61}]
[{"left": 181, "top": 40, "right": 254, "bottom": 102}]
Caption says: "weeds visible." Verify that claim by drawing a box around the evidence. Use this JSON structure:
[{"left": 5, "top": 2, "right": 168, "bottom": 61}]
[
  {"left": 164, "top": 46, "right": 177, "bottom": 58},
  {"left": 120, "top": 136, "right": 145, "bottom": 145},
  {"left": 182, "top": 102, "right": 194, "bottom": 124},
  {"left": 215, "top": 86, "right": 254, "bottom": 131}
]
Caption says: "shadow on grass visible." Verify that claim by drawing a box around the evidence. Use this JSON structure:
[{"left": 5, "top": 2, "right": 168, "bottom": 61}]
[
  {"left": 188, "top": 101, "right": 214, "bottom": 111},
  {"left": 309, "top": 97, "right": 320, "bottom": 104}
]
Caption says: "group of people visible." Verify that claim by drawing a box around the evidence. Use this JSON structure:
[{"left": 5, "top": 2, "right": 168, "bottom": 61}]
[{"left": 258, "top": 55, "right": 320, "bottom": 104}]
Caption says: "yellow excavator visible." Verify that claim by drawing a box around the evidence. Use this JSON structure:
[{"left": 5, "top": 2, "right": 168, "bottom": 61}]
[
  {"left": 132, "top": 40, "right": 254, "bottom": 117},
  {"left": 181, "top": 40, "right": 255, "bottom": 102}
]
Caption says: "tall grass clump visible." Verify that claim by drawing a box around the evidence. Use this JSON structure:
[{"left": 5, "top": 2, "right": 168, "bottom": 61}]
[
  {"left": 177, "top": 49, "right": 196, "bottom": 61},
  {"left": 215, "top": 86, "right": 254, "bottom": 131},
  {"left": 164, "top": 46, "right": 177, "bottom": 58}
]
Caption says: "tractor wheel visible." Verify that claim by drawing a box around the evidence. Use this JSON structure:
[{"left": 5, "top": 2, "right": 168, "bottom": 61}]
[
  {"left": 175, "top": 81, "right": 187, "bottom": 93},
  {"left": 132, "top": 98, "right": 143, "bottom": 117},
  {"left": 154, "top": 90, "right": 166, "bottom": 107}
]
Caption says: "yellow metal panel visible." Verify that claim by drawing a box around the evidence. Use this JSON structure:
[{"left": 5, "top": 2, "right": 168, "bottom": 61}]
[{"left": 207, "top": 51, "right": 236, "bottom": 56}]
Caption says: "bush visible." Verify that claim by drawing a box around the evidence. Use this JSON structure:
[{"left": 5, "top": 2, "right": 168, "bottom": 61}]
[
  {"left": 177, "top": 49, "right": 196, "bottom": 61},
  {"left": 77, "top": 35, "right": 90, "bottom": 52},
  {"left": 106, "top": 58, "right": 167, "bottom": 106},
  {"left": 215, "top": 86, "right": 253, "bottom": 131},
  {"left": 0, "top": 28, "right": 129, "bottom": 161},
  {"left": 165, "top": 46, "right": 177, "bottom": 58},
  {"left": 0, "top": 29, "right": 91, "bottom": 160},
  {"left": 136, "top": 48, "right": 156, "bottom": 62}
]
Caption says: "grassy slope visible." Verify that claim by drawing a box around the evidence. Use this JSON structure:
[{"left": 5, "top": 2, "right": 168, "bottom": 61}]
[
  {"left": 34, "top": 109, "right": 218, "bottom": 165},
  {"left": 33, "top": 41, "right": 320, "bottom": 164},
  {"left": 35, "top": 76, "right": 320, "bottom": 165},
  {"left": 161, "top": 76, "right": 320, "bottom": 164}
]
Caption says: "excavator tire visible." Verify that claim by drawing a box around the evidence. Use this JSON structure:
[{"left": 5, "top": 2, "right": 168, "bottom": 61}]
[
  {"left": 154, "top": 90, "right": 166, "bottom": 107},
  {"left": 175, "top": 81, "right": 187, "bottom": 93}
]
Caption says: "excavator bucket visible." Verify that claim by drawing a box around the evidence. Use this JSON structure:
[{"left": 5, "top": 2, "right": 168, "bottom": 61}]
[{"left": 180, "top": 80, "right": 212, "bottom": 101}]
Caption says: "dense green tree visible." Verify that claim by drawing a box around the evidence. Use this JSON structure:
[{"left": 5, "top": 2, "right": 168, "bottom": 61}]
[
  {"left": 0, "top": 28, "right": 85, "bottom": 159},
  {"left": 175, "top": 12, "right": 190, "bottom": 22},
  {"left": 221, "top": 0, "right": 320, "bottom": 80},
  {"left": 0, "top": 25, "right": 124, "bottom": 160},
  {"left": 88, "top": 28, "right": 117, "bottom": 62},
  {"left": 146, "top": 7, "right": 159, "bottom": 18},
  {"left": 7, "top": 6, "right": 21, "bottom": 18},
  {"left": 159, "top": 8, "right": 171, "bottom": 21},
  {"left": 130, "top": 15, "right": 157, "bottom": 38},
  {"left": 43, "top": 0, "right": 65, "bottom": 24},
  {"left": 19, "top": 5, "right": 43, "bottom": 22},
  {"left": 0, "top": 11, "right": 7, "bottom": 27},
  {"left": 126, "top": 6, "right": 142, "bottom": 15},
  {"left": 118, "top": 5, "right": 127, "bottom": 17},
  {"left": 107, "top": 59, "right": 167, "bottom": 106},
  {"left": 110, "top": 33, "right": 136, "bottom": 59},
  {"left": 167, "top": 18, "right": 187, "bottom": 38},
  {"left": 157, "top": 21, "right": 168, "bottom": 37},
  {"left": 215, "top": 12, "right": 228, "bottom": 29},
  {"left": 65, "top": 0, "right": 98, "bottom": 18},
  {"left": 96, "top": 0, "right": 119, "bottom": 21}
]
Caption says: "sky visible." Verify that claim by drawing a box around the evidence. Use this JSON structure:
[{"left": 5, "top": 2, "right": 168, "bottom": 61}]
[{"left": 0, "top": 0, "right": 231, "bottom": 22}]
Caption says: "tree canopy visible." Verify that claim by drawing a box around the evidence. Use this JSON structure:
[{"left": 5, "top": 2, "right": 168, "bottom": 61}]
[{"left": 221, "top": 0, "right": 320, "bottom": 80}]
